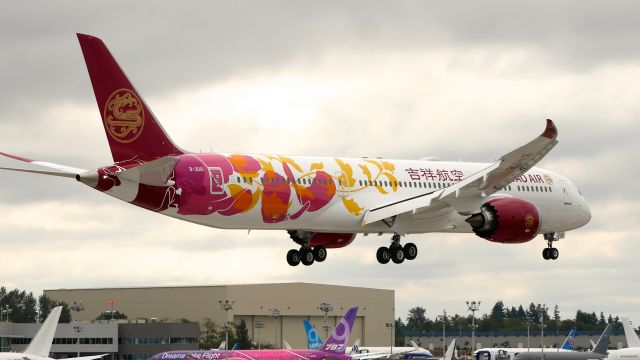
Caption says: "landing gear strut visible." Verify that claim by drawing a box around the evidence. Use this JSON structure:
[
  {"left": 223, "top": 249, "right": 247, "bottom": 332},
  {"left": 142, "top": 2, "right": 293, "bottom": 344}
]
[
  {"left": 286, "top": 231, "right": 327, "bottom": 267},
  {"left": 376, "top": 234, "right": 418, "bottom": 264},
  {"left": 542, "top": 232, "right": 562, "bottom": 260}
]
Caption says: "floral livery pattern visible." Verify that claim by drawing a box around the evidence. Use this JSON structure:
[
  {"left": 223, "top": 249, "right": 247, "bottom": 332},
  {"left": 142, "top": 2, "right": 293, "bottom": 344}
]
[{"left": 174, "top": 154, "right": 338, "bottom": 223}]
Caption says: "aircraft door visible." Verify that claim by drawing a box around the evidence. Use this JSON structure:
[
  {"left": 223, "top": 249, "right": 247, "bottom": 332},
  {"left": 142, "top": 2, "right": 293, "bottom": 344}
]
[
  {"left": 560, "top": 180, "right": 572, "bottom": 205},
  {"left": 208, "top": 167, "right": 225, "bottom": 195}
]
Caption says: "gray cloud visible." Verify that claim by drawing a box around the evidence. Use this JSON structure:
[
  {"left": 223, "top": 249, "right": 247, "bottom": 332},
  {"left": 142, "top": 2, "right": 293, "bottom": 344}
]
[{"left": 2, "top": 0, "right": 640, "bottom": 326}]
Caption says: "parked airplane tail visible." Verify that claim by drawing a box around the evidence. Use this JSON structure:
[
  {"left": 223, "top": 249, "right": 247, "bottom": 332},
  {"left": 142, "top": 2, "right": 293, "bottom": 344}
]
[
  {"left": 304, "top": 319, "right": 324, "bottom": 350},
  {"left": 560, "top": 329, "right": 577, "bottom": 350},
  {"left": 25, "top": 306, "right": 62, "bottom": 357},
  {"left": 621, "top": 317, "right": 640, "bottom": 348},
  {"left": 321, "top": 307, "right": 358, "bottom": 353},
  {"left": 444, "top": 339, "right": 457, "bottom": 360},
  {"left": 77, "top": 33, "right": 184, "bottom": 163},
  {"left": 593, "top": 323, "right": 613, "bottom": 355}
]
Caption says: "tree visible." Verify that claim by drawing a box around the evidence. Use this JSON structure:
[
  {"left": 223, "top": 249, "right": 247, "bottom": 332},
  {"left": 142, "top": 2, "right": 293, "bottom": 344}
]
[
  {"left": 200, "top": 318, "right": 220, "bottom": 349},
  {"left": 395, "top": 317, "right": 406, "bottom": 346},
  {"left": 235, "top": 319, "right": 252, "bottom": 349},
  {"left": 95, "top": 310, "right": 127, "bottom": 321},
  {"left": 38, "top": 294, "right": 71, "bottom": 323},
  {"left": 553, "top": 305, "right": 560, "bottom": 336},
  {"left": 406, "top": 307, "right": 429, "bottom": 332}
]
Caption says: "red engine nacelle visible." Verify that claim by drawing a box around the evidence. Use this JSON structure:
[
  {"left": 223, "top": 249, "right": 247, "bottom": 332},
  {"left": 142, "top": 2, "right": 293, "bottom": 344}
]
[
  {"left": 465, "top": 198, "right": 540, "bottom": 244},
  {"left": 309, "top": 232, "right": 356, "bottom": 248}
]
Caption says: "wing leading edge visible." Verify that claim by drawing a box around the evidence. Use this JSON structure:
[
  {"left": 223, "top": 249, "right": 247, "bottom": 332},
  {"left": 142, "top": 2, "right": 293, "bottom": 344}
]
[{"left": 362, "top": 119, "right": 558, "bottom": 227}]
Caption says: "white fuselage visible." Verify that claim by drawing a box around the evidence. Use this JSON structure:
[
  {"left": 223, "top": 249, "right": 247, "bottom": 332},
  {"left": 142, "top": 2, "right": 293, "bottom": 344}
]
[{"left": 99, "top": 154, "right": 591, "bottom": 235}]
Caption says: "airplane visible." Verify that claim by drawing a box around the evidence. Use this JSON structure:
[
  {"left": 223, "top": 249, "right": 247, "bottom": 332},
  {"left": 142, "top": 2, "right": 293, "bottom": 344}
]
[
  {"left": 474, "top": 329, "right": 577, "bottom": 360},
  {"left": 512, "top": 324, "right": 611, "bottom": 360},
  {"left": 443, "top": 339, "right": 457, "bottom": 360},
  {"left": 0, "top": 33, "right": 591, "bottom": 266},
  {"left": 606, "top": 318, "right": 640, "bottom": 360},
  {"left": 149, "top": 307, "right": 358, "bottom": 360},
  {"left": 0, "top": 306, "right": 105, "bottom": 360},
  {"left": 349, "top": 339, "right": 433, "bottom": 359},
  {"left": 303, "top": 319, "right": 431, "bottom": 358}
]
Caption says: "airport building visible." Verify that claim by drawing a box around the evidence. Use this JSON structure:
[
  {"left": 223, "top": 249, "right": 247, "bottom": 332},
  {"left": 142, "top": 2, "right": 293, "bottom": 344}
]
[
  {"left": 0, "top": 321, "right": 199, "bottom": 360},
  {"left": 44, "top": 283, "right": 395, "bottom": 349}
]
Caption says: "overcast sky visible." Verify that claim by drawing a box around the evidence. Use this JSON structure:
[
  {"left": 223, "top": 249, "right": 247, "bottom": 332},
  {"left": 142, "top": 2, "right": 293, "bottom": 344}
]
[{"left": 1, "top": 0, "right": 640, "bottom": 328}]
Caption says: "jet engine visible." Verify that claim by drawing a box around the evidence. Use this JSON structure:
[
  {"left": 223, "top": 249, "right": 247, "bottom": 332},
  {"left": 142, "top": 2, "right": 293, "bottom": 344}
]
[
  {"left": 309, "top": 232, "right": 356, "bottom": 248},
  {"left": 465, "top": 198, "right": 540, "bottom": 243}
]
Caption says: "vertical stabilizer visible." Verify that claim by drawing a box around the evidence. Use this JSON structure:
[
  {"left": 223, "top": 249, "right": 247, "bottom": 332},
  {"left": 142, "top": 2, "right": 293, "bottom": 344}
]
[
  {"left": 560, "top": 329, "right": 577, "bottom": 350},
  {"left": 77, "top": 33, "right": 184, "bottom": 163},
  {"left": 25, "top": 306, "right": 62, "bottom": 357},
  {"left": 622, "top": 317, "right": 640, "bottom": 348},
  {"left": 444, "top": 339, "right": 457, "bottom": 360},
  {"left": 593, "top": 323, "right": 613, "bottom": 355},
  {"left": 321, "top": 307, "right": 358, "bottom": 353},
  {"left": 304, "top": 319, "right": 323, "bottom": 350}
]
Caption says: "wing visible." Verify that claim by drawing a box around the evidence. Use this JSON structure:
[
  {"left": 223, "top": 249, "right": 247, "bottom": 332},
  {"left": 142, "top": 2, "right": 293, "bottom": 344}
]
[
  {"left": 362, "top": 119, "right": 558, "bottom": 226},
  {"left": 0, "top": 151, "right": 86, "bottom": 177}
]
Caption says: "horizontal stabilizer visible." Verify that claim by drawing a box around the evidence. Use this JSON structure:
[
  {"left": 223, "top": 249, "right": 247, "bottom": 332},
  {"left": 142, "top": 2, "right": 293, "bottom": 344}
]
[
  {"left": 116, "top": 156, "right": 179, "bottom": 186},
  {"left": 0, "top": 151, "right": 86, "bottom": 177}
]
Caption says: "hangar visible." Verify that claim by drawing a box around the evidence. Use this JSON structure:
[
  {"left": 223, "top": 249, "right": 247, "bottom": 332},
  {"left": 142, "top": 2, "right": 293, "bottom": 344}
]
[{"left": 45, "top": 282, "right": 395, "bottom": 349}]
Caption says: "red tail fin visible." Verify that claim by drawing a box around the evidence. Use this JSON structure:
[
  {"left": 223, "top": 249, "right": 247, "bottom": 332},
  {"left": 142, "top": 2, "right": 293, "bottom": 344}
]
[{"left": 77, "top": 33, "right": 184, "bottom": 163}]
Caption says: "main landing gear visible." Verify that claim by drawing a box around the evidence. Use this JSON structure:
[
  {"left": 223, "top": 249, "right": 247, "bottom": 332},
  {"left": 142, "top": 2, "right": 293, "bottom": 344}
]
[
  {"left": 542, "top": 232, "right": 562, "bottom": 260},
  {"left": 376, "top": 234, "right": 418, "bottom": 264},
  {"left": 286, "top": 231, "right": 327, "bottom": 267}
]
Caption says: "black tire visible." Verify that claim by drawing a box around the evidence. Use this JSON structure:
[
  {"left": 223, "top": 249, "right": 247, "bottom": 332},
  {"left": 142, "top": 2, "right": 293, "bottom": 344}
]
[
  {"left": 376, "top": 246, "right": 390, "bottom": 264},
  {"left": 542, "top": 247, "right": 550, "bottom": 260},
  {"left": 391, "top": 246, "right": 405, "bottom": 264},
  {"left": 301, "top": 248, "right": 315, "bottom": 266},
  {"left": 550, "top": 247, "right": 559, "bottom": 260},
  {"left": 404, "top": 243, "right": 418, "bottom": 260},
  {"left": 286, "top": 249, "right": 300, "bottom": 266},
  {"left": 313, "top": 246, "right": 327, "bottom": 262}
]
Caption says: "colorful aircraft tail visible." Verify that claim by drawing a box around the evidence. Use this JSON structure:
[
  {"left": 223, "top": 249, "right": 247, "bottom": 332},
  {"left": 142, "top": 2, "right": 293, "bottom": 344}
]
[
  {"left": 77, "top": 33, "right": 184, "bottom": 163},
  {"left": 321, "top": 307, "right": 358, "bottom": 353},
  {"left": 304, "top": 319, "right": 324, "bottom": 350},
  {"left": 560, "top": 329, "right": 577, "bottom": 350},
  {"left": 25, "top": 306, "right": 62, "bottom": 357}
]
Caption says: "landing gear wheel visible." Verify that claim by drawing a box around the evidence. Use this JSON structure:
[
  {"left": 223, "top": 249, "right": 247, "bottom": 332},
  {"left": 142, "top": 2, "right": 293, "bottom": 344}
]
[
  {"left": 376, "top": 246, "right": 390, "bottom": 264},
  {"left": 300, "top": 248, "right": 314, "bottom": 266},
  {"left": 391, "top": 245, "right": 405, "bottom": 264},
  {"left": 550, "top": 247, "right": 559, "bottom": 260},
  {"left": 404, "top": 243, "right": 418, "bottom": 260},
  {"left": 542, "top": 247, "right": 550, "bottom": 260},
  {"left": 286, "top": 249, "right": 301, "bottom": 266},
  {"left": 313, "top": 246, "right": 327, "bottom": 262}
]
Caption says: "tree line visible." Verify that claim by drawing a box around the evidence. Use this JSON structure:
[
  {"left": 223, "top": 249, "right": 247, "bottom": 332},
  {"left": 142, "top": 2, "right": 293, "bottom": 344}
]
[
  {"left": 0, "top": 286, "right": 71, "bottom": 323},
  {"left": 395, "top": 300, "right": 627, "bottom": 340}
]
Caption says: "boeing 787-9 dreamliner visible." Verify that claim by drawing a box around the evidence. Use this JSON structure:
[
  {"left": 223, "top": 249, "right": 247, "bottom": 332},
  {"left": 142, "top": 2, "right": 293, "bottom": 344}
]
[{"left": 0, "top": 34, "right": 591, "bottom": 266}]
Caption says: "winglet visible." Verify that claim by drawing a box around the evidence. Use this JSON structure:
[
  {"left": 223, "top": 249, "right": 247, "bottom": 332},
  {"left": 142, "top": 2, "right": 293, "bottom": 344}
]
[{"left": 541, "top": 119, "right": 558, "bottom": 139}]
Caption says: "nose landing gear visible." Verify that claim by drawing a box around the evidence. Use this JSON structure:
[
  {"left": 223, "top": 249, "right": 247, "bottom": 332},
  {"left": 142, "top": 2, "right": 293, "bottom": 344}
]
[
  {"left": 376, "top": 234, "right": 418, "bottom": 264},
  {"left": 542, "top": 232, "right": 563, "bottom": 260}
]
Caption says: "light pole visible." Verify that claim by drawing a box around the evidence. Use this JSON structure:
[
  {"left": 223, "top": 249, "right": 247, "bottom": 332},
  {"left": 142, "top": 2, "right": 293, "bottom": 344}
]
[
  {"left": 70, "top": 301, "right": 85, "bottom": 357},
  {"left": 219, "top": 299, "right": 234, "bottom": 359},
  {"left": 2, "top": 306, "right": 13, "bottom": 323},
  {"left": 466, "top": 301, "right": 481, "bottom": 354},
  {"left": 437, "top": 310, "right": 447, "bottom": 358},
  {"left": 318, "top": 302, "right": 333, "bottom": 340},
  {"left": 73, "top": 325, "right": 83, "bottom": 357},
  {"left": 386, "top": 322, "right": 394, "bottom": 354},
  {"left": 539, "top": 305, "right": 547, "bottom": 360},
  {"left": 254, "top": 320, "right": 264, "bottom": 349},
  {"left": 526, "top": 317, "right": 531, "bottom": 351},
  {"left": 269, "top": 308, "right": 280, "bottom": 348}
]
